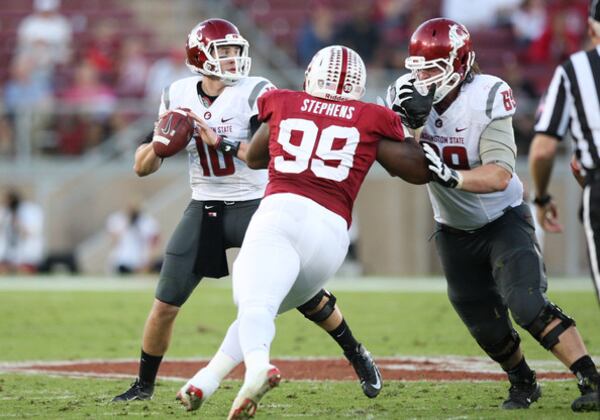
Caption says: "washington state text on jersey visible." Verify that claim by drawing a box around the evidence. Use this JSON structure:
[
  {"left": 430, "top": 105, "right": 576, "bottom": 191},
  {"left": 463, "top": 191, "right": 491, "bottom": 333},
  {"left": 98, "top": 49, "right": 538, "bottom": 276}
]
[{"left": 420, "top": 131, "right": 465, "bottom": 145}]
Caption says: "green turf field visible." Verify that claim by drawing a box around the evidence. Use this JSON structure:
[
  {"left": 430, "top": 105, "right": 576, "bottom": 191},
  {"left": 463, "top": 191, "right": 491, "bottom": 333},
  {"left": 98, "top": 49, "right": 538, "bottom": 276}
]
[{"left": 1, "top": 276, "right": 599, "bottom": 418}]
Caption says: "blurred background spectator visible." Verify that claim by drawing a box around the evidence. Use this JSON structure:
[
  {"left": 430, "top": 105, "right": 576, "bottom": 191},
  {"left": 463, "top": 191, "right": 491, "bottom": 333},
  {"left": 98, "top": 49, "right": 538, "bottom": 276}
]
[
  {"left": 296, "top": 2, "right": 336, "bottom": 66},
  {"left": 144, "top": 46, "right": 189, "bottom": 106},
  {"left": 16, "top": 0, "right": 72, "bottom": 82},
  {"left": 106, "top": 202, "right": 160, "bottom": 275},
  {"left": 333, "top": 2, "right": 381, "bottom": 65},
  {"left": 0, "top": 188, "right": 44, "bottom": 275}
]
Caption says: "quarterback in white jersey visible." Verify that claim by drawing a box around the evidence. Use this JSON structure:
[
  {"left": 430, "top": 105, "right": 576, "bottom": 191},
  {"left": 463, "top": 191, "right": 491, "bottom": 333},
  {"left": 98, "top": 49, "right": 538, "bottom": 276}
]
[
  {"left": 112, "top": 19, "right": 382, "bottom": 407},
  {"left": 160, "top": 75, "right": 272, "bottom": 201},
  {"left": 388, "top": 18, "right": 600, "bottom": 413}
]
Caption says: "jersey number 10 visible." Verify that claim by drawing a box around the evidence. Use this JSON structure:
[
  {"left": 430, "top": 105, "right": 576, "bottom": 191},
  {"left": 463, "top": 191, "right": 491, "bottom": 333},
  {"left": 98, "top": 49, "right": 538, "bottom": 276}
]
[{"left": 196, "top": 140, "right": 235, "bottom": 176}]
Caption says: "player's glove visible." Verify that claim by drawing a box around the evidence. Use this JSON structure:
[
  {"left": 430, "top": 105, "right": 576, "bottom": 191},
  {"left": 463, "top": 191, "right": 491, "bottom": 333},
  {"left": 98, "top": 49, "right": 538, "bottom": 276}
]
[
  {"left": 422, "top": 143, "right": 463, "bottom": 189},
  {"left": 392, "top": 79, "right": 436, "bottom": 129}
]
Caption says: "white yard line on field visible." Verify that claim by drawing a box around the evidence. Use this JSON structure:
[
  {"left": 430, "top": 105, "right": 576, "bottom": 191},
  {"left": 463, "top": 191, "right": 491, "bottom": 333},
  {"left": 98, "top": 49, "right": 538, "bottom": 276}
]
[{"left": 0, "top": 276, "right": 594, "bottom": 292}]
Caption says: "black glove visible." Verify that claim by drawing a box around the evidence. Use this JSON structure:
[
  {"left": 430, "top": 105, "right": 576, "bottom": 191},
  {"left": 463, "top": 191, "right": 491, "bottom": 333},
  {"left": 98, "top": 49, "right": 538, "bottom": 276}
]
[
  {"left": 392, "top": 79, "right": 436, "bottom": 130},
  {"left": 422, "top": 143, "right": 463, "bottom": 189}
]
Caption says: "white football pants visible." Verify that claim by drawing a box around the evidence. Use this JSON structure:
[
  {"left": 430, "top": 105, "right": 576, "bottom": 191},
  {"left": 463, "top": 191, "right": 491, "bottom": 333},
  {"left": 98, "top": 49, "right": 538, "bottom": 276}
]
[
  {"left": 234, "top": 193, "right": 349, "bottom": 372},
  {"left": 186, "top": 193, "right": 349, "bottom": 391}
]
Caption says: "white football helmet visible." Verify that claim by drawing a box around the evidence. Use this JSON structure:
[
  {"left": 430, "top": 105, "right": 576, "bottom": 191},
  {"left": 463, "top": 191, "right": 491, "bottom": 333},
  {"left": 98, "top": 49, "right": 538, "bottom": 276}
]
[{"left": 304, "top": 45, "right": 366, "bottom": 101}]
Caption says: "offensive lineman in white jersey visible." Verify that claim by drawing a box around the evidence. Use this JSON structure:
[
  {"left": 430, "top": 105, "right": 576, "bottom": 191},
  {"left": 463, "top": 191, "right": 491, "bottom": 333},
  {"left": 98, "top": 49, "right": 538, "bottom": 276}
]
[
  {"left": 112, "top": 18, "right": 382, "bottom": 404},
  {"left": 387, "top": 18, "right": 600, "bottom": 412}
]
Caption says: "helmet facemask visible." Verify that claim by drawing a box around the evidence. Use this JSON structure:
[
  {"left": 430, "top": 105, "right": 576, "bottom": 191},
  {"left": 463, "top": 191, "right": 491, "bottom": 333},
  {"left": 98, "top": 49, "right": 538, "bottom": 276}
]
[
  {"left": 405, "top": 50, "right": 474, "bottom": 104},
  {"left": 187, "top": 35, "right": 251, "bottom": 85}
]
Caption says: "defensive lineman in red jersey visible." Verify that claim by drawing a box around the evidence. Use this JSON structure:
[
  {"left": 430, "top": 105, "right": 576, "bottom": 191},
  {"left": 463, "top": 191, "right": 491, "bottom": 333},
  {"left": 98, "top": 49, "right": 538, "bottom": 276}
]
[
  {"left": 184, "top": 45, "right": 429, "bottom": 419},
  {"left": 259, "top": 87, "right": 408, "bottom": 226}
]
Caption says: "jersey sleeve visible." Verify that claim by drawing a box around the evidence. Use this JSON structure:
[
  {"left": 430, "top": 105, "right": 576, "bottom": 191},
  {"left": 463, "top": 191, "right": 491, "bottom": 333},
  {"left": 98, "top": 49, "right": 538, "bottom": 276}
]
[
  {"left": 249, "top": 78, "right": 277, "bottom": 116},
  {"left": 257, "top": 89, "right": 278, "bottom": 123},
  {"left": 484, "top": 79, "right": 517, "bottom": 121},
  {"left": 374, "top": 106, "right": 405, "bottom": 142},
  {"left": 158, "top": 83, "right": 172, "bottom": 115},
  {"left": 533, "top": 65, "right": 571, "bottom": 140}
]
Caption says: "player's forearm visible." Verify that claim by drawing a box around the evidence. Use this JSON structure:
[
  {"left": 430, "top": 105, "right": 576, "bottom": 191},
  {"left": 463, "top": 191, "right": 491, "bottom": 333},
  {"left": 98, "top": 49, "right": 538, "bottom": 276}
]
[
  {"left": 235, "top": 142, "right": 249, "bottom": 162},
  {"left": 458, "top": 164, "right": 512, "bottom": 193},
  {"left": 529, "top": 134, "right": 558, "bottom": 197},
  {"left": 134, "top": 143, "right": 162, "bottom": 176}
]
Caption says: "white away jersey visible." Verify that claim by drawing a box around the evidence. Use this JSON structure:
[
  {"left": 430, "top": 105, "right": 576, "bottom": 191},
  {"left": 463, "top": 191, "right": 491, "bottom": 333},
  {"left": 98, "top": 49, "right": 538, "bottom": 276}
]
[
  {"left": 388, "top": 74, "right": 523, "bottom": 230},
  {"left": 159, "top": 76, "right": 275, "bottom": 201}
]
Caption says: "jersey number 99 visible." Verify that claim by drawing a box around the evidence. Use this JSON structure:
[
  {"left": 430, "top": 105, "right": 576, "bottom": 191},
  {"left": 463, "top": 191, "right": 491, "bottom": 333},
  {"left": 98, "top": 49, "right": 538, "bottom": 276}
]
[{"left": 275, "top": 118, "right": 359, "bottom": 181}]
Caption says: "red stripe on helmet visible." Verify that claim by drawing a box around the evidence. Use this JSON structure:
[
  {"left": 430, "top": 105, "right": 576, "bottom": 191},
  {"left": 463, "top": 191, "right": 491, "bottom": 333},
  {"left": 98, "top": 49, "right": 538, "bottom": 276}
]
[{"left": 336, "top": 47, "right": 349, "bottom": 95}]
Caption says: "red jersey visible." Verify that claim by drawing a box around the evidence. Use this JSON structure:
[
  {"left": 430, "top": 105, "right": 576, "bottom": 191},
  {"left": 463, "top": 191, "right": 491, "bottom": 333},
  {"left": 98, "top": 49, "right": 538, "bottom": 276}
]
[{"left": 257, "top": 89, "right": 405, "bottom": 226}]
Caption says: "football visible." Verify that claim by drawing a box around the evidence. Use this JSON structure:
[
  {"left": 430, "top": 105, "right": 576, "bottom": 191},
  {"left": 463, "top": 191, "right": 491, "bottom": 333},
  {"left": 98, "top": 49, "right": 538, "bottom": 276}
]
[{"left": 152, "top": 108, "right": 194, "bottom": 157}]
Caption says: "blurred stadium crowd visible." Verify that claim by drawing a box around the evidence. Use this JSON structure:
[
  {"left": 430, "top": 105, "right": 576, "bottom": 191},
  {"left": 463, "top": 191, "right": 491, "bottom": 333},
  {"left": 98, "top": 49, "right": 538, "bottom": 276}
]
[{"left": 0, "top": 0, "right": 590, "bottom": 158}]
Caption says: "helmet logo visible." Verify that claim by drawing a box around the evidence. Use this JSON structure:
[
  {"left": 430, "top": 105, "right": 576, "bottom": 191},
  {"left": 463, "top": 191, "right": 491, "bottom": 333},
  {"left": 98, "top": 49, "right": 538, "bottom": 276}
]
[
  {"left": 343, "top": 83, "right": 353, "bottom": 93},
  {"left": 188, "top": 25, "right": 205, "bottom": 48},
  {"left": 197, "top": 26, "right": 205, "bottom": 41},
  {"left": 448, "top": 24, "right": 468, "bottom": 54}
]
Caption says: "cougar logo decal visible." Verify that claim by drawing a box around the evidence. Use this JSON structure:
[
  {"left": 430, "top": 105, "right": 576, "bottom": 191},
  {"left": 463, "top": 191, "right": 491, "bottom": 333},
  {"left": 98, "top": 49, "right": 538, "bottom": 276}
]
[{"left": 448, "top": 24, "right": 468, "bottom": 54}]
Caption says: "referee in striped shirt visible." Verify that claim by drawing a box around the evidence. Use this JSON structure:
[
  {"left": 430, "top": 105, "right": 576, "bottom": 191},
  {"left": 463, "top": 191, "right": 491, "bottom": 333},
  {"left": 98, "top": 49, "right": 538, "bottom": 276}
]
[{"left": 529, "top": 0, "right": 600, "bottom": 305}]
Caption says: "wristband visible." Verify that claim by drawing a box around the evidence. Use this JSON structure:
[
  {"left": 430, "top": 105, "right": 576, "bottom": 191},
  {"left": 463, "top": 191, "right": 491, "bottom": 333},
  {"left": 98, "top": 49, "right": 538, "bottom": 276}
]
[
  {"left": 533, "top": 194, "right": 552, "bottom": 207},
  {"left": 215, "top": 136, "right": 240, "bottom": 156}
]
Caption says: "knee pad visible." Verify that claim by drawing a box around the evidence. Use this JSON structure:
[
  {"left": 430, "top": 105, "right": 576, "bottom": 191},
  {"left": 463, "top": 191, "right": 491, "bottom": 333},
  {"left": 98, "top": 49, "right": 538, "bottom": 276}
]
[
  {"left": 525, "top": 302, "right": 576, "bottom": 350},
  {"left": 296, "top": 289, "right": 337, "bottom": 323},
  {"left": 477, "top": 329, "right": 521, "bottom": 364}
]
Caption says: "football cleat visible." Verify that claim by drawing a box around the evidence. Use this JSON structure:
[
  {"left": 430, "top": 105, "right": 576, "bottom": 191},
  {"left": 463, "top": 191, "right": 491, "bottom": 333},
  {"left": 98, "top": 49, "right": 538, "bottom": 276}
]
[
  {"left": 111, "top": 378, "right": 154, "bottom": 402},
  {"left": 571, "top": 375, "right": 600, "bottom": 412},
  {"left": 344, "top": 343, "right": 382, "bottom": 398},
  {"left": 501, "top": 380, "right": 541, "bottom": 409},
  {"left": 176, "top": 384, "right": 205, "bottom": 412},
  {"left": 228, "top": 366, "right": 281, "bottom": 419}
]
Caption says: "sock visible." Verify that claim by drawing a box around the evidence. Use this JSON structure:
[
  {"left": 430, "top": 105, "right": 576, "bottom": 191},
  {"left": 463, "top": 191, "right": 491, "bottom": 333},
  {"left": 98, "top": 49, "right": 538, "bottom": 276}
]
[
  {"left": 238, "top": 306, "right": 275, "bottom": 372},
  {"left": 506, "top": 357, "right": 535, "bottom": 384},
  {"left": 138, "top": 349, "right": 163, "bottom": 385},
  {"left": 570, "top": 355, "right": 600, "bottom": 383},
  {"left": 244, "top": 349, "right": 270, "bottom": 378},
  {"left": 329, "top": 319, "right": 359, "bottom": 355}
]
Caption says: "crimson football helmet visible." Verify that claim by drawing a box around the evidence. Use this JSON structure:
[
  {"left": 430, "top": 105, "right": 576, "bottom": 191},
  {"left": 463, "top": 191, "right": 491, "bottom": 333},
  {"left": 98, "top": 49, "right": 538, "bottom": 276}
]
[
  {"left": 304, "top": 45, "right": 366, "bottom": 101},
  {"left": 185, "top": 18, "right": 251, "bottom": 85},
  {"left": 405, "top": 18, "right": 475, "bottom": 103}
]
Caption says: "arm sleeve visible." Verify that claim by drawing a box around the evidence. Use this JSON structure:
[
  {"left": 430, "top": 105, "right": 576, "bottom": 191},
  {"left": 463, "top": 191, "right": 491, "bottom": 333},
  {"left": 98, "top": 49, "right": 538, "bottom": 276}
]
[
  {"left": 533, "top": 66, "right": 571, "bottom": 140},
  {"left": 249, "top": 115, "right": 261, "bottom": 137},
  {"left": 479, "top": 117, "right": 517, "bottom": 173},
  {"left": 140, "top": 130, "right": 154, "bottom": 145}
]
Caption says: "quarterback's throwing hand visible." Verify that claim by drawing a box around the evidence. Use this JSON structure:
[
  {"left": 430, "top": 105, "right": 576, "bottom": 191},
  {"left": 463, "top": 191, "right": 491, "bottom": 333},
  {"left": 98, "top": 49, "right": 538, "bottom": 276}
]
[
  {"left": 422, "top": 143, "right": 463, "bottom": 189},
  {"left": 392, "top": 79, "right": 435, "bottom": 129}
]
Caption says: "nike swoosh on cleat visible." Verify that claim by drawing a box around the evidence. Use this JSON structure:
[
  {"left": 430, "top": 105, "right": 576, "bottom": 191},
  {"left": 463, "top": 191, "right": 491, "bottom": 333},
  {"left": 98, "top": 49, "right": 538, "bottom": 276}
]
[
  {"left": 205, "top": 205, "right": 215, "bottom": 209},
  {"left": 370, "top": 374, "right": 382, "bottom": 390}
]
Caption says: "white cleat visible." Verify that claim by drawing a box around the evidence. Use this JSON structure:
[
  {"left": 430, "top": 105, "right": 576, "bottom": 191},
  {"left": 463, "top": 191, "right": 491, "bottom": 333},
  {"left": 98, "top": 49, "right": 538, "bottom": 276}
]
[
  {"left": 227, "top": 366, "right": 281, "bottom": 419},
  {"left": 176, "top": 384, "right": 205, "bottom": 412}
]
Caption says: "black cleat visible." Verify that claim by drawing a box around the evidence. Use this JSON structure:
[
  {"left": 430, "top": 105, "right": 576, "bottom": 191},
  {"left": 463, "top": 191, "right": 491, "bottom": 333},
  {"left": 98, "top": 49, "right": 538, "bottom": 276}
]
[
  {"left": 571, "top": 375, "right": 600, "bottom": 412},
  {"left": 501, "top": 380, "right": 541, "bottom": 409},
  {"left": 344, "top": 343, "right": 382, "bottom": 398},
  {"left": 111, "top": 378, "right": 154, "bottom": 402}
]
